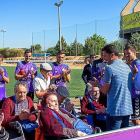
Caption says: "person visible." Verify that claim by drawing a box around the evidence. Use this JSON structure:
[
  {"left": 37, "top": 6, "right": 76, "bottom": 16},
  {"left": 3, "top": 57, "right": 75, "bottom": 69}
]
[
  {"left": 90, "top": 44, "right": 133, "bottom": 131},
  {"left": 50, "top": 50, "right": 71, "bottom": 88},
  {"left": 39, "top": 92, "right": 93, "bottom": 139},
  {"left": 81, "top": 54, "right": 96, "bottom": 94},
  {"left": 92, "top": 49, "right": 107, "bottom": 107},
  {"left": 0, "top": 54, "right": 9, "bottom": 108},
  {"left": 0, "top": 112, "right": 9, "bottom": 140},
  {"left": 81, "top": 85, "right": 106, "bottom": 131},
  {"left": 124, "top": 44, "right": 140, "bottom": 125},
  {"left": 2, "top": 81, "right": 37, "bottom": 140},
  {"left": 84, "top": 57, "right": 90, "bottom": 65},
  {"left": 33, "top": 63, "right": 57, "bottom": 103},
  {"left": 56, "top": 86, "right": 74, "bottom": 112},
  {"left": 15, "top": 49, "right": 37, "bottom": 101}
]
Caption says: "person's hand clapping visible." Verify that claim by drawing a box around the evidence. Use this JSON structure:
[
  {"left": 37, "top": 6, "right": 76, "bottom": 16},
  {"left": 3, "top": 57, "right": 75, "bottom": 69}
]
[
  {"left": 19, "top": 109, "right": 30, "bottom": 120},
  {"left": 0, "top": 67, "right": 4, "bottom": 76},
  {"left": 65, "top": 102, "right": 74, "bottom": 112},
  {"left": 49, "top": 84, "right": 57, "bottom": 91},
  {"left": 89, "top": 77, "right": 99, "bottom": 87}
]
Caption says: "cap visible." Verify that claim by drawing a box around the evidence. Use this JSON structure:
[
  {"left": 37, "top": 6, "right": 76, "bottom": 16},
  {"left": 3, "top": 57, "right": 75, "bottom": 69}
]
[
  {"left": 56, "top": 86, "right": 69, "bottom": 97},
  {"left": 40, "top": 63, "right": 52, "bottom": 71},
  {"left": 88, "top": 84, "right": 93, "bottom": 92}
]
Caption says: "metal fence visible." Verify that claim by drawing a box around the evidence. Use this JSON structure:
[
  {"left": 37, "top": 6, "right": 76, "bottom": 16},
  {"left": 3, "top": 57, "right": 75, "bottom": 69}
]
[{"left": 32, "top": 16, "right": 121, "bottom": 51}]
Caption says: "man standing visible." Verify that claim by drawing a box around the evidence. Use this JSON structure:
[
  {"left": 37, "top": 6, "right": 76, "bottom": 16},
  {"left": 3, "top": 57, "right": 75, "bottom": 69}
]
[
  {"left": 81, "top": 54, "right": 96, "bottom": 94},
  {"left": 90, "top": 44, "right": 133, "bottom": 131},
  {"left": 50, "top": 50, "right": 71, "bottom": 88},
  {"left": 124, "top": 44, "right": 140, "bottom": 126},
  {"left": 15, "top": 49, "right": 37, "bottom": 101},
  {"left": 33, "top": 63, "right": 56, "bottom": 103},
  {"left": 0, "top": 54, "right": 9, "bottom": 108},
  {"left": 93, "top": 49, "right": 107, "bottom": 107}
]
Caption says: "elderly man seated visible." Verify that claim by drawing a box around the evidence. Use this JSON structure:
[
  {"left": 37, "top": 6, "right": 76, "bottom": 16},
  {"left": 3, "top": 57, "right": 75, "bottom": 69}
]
[
  {"left": 2, "top": 81, "right": 37, "bottom": 140},
  {"left": 33, "top": 63, "right": 57, "bottom": 104},
  {"left": 39, "top": 92, "right": 94, "bottom": 139},
  {"left": 56, "top": 86, "right": 74, "bottom": 112},
  {"left": 81, "top": 85, "right": 106, "bottom": 131}
]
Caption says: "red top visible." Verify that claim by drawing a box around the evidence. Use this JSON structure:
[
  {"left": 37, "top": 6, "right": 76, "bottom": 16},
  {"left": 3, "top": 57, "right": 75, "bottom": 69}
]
[
  {"left": 2, "top": 96, "right": 37, "bottom": 128},
  {"left": 39, "top": 107, "right": 73, "bottom": 136},
  {"left": 81, "top": 95, "right": 105, "bottom": 115}
]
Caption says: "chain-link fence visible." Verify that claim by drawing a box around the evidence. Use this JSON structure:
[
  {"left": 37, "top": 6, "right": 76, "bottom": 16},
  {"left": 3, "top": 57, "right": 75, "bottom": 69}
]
[{"left": 32, "top": 16, "right": 121, "bottom": 51}]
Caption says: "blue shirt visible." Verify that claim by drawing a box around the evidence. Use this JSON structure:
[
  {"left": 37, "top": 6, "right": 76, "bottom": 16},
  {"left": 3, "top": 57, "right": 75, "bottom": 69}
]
[{"left": 104, "top": 59, "right": 133, "bottom": 116}]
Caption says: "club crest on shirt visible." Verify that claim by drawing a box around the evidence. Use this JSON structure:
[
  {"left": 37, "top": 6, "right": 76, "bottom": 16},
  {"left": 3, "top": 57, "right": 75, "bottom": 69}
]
[{"left": 55, "top": 70, "right": 58, "bottom": 73}]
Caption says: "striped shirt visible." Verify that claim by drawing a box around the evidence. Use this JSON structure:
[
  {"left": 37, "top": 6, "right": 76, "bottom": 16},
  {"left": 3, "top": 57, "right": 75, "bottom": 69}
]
[{"left": 104, "top": 59, "right": 133, "bottom": 116}]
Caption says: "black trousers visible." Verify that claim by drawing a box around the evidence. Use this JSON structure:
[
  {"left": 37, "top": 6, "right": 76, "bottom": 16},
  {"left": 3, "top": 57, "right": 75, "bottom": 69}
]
[{"left": 27, "top": 92, "right": 34, "bottom": 101}]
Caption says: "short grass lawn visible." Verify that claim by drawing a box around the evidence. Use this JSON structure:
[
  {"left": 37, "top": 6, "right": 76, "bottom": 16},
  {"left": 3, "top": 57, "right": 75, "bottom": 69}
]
[{"left": 5, "top": 66, "right": 85, "bottom": 102}]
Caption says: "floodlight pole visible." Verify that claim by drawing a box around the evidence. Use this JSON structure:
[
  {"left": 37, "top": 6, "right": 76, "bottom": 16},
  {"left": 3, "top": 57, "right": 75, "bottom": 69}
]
[
  {"left": 1, "top": 30, "right": 6, "bottom": 48},
  {"left": 54, "top": 1, "right": 63, "bottom": 50}
]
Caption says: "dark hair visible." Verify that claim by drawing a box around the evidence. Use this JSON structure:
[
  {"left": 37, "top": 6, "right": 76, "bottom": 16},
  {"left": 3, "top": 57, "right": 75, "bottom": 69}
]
[
  {"left": 90, "top": 54, "right": 96, "bottom": 58},
  {"left": 41, "top": 92, "right": 57, "bottom": 108},
  {"left": 24, "top": 49, "right": 32, "bottom": 55},
  {"left": 102, "top": 44, "right": 119, "bottom": 56},
  {"left": 124, "top": 44, "right": 136, "bottom": 53},
  {"left": 57, "top": 50, "right": 65, "bottom": 56}
]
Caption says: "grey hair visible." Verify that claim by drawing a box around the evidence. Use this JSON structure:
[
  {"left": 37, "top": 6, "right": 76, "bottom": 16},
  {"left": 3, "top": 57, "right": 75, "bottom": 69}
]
[{"left": 14, "top": 81, "right": 28, "bottom": 92}]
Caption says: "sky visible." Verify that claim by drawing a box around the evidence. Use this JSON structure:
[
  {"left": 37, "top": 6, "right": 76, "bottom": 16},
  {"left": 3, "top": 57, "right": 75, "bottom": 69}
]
[{"left": 0, "top": 0, "right": 135, "bottom": 50}]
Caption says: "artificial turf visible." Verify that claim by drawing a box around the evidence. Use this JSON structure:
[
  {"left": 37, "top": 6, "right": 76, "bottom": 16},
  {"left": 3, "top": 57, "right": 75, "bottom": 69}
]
[{"left": 4, "top": 66, "right": 85, "bottom": 102}]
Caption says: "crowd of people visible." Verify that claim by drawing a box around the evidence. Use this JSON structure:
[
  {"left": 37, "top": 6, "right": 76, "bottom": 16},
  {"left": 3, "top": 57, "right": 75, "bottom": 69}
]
[{"left": 0, "top": 44, "right": 139, "bottom": 139}]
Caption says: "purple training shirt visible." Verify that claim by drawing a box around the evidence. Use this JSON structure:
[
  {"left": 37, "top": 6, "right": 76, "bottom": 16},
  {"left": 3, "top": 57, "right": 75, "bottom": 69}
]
[
  {"left": 15, "top": 61, "right": 37, "bottom": 92},
  {"left": 131, "top": 59, "right": 140, "bottom": 98},
  {"left": 50, "top": 62, "right": 70, "bottom": 88},
  {"left": 0, "top": 66, "right": 9, "bottom": 100}
]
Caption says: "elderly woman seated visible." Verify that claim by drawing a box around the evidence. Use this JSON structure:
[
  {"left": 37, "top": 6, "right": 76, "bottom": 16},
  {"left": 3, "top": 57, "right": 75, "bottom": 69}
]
[
  {"left": 1, "top": 81, "right": 37, "bottom": 140},
  {"left": 39, "top": 92, "right": 94, "bottom": 139},
  {"left": 81, "top": 85, "right": 106, "bottom": 131}
]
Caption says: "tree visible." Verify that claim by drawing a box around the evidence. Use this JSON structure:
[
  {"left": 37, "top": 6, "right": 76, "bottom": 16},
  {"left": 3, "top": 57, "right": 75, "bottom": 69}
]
[
  {"left": 84, "top": 34, "right": 107, "bottom": 55},
  {"left": 30, "top": 44, "right": 42, "bottom": 53},
  {"left": 47, "top": 36, "right": 69, "bottom": 56},
  {"left": 129, "top": 32, "right": 140, "bottom": 51},
  {"left": 110, "top": 40, "right": 122, "bottom": 52}
]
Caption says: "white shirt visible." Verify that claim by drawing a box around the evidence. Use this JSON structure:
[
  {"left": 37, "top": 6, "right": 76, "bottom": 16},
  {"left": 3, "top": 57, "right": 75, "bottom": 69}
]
[{"left": 33, "top": 73, "right": 50, "bottom": 92}]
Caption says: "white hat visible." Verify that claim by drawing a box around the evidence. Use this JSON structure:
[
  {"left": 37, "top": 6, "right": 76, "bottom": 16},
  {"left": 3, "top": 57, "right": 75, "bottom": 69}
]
[
  {"left": 40, "top": 63, "right": 52, "bottom": 71},
  {"left": 88, "top": 84, "right": 93, "bottom": 92}
]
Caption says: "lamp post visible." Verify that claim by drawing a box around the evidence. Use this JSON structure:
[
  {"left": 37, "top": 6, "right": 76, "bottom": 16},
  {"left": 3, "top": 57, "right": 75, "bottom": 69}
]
[
  {"left": 1, "top": 30, "right": 6, "bottom": 48},
  {"left": 54, "top": 1, "right": 63, "bottom": 50}
]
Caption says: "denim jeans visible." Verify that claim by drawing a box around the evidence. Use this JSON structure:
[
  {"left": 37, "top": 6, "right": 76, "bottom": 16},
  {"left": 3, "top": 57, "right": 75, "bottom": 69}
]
[{"left": 106, "top": 114, "right": 130, "bottom": 131}]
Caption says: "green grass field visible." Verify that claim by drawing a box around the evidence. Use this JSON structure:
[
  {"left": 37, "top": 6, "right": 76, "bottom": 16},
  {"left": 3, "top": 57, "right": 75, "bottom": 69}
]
[{"left": 5, "top": 66, "right": 85, "bottom": 102}]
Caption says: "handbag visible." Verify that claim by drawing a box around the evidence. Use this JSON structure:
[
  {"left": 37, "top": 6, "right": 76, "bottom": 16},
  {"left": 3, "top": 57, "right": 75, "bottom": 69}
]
[
  {"left": 72, "top": 118, "right": 93, "bottom": 135},
  {"left": 19, "top": 119, "right": 39, "bottom": 132},
  {"left": 87, "top": 94, "right": 106, "bottom": 120},
  {"left": 59, "top": 108, "right": 93, "bottom": 135}
]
